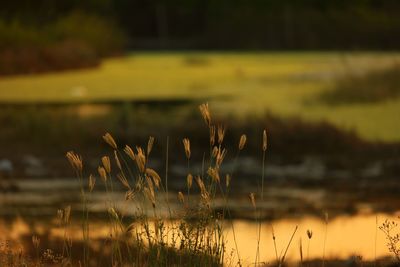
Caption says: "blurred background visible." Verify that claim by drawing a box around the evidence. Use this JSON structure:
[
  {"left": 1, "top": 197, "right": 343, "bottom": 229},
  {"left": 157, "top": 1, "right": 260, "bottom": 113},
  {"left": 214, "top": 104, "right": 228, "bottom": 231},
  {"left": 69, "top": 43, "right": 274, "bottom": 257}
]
[{"left": 1, "top": 0, "right": 400, "bottom": 264}]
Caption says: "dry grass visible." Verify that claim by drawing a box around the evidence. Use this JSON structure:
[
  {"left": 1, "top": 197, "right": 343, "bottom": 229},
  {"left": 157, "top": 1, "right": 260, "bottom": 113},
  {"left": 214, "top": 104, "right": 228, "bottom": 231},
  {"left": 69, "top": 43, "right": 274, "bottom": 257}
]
[{"left": 1, "top": 103, "right": 400, "bottom": 267}]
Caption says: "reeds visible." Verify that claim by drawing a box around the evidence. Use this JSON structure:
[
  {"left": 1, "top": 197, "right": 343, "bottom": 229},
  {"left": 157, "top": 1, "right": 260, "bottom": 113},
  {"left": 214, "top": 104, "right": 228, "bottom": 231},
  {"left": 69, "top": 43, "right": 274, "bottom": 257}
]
[{"left": 8, "top": 102, "right": 383, "bottom": 267}]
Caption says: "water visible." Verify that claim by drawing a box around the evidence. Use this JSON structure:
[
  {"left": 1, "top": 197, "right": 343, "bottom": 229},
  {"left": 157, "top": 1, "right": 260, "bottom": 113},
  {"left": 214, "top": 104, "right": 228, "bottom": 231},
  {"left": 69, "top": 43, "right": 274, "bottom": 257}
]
[{"left": 0, "top": 178, "right": 398, "bottom": 265}]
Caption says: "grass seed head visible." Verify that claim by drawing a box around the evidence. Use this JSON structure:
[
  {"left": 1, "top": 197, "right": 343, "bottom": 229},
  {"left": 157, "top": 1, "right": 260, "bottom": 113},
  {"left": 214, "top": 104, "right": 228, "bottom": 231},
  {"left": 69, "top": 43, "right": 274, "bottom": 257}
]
[
  {"left": 178, "top": 191, "right": 185, "bottom": 204},
  {"left": 239, "top": 134, "right": 247, "bottom": 150},
  {"left": 66, "top": 151, "right": 83, "bottom": 172},
  {"left": 135, "top": 147, "right": 146, "bottom": 173},
  {"left": 225, "top": 174, "right": 231, "bottom": 187},
  {"left": 147, "top": 136, "right": 155, "bottom": 156},
  {"left": 307, "top": 229, "right": 313, "bottom": 239},
  {"left": 249, "top": 193, "right": 256, "bottom": 208},
  {"left": 207, "top": 167, "right": 220, "bottom": 183},
  {"left": 199, "top": 103, "right": 211, "bottom": 126},
  {"left": 98, "top": 166, "right": 107, "bottom": 182},
  {"left": 263, "top": 129, "right": 268, "bottom": 151},
  {"left": 217, "top": 125, "right": 226, "bottom": 144},
  {"left": 210, "top": 125, "right": 216, "bottom": 146},
  {"left": 103, "top": 132, "right": 117, "bottom": 149},
  {"left": 108, "top": 207, "right": 119, "bottom": 221},
  {"left": 125, "top": 190, "right": 135, "bottom": 201},
  {"left": 216, "top": 148, "right": 227, "bottom": 167},
  {"left": 146, "top": 168, "right": 161, "bottom": 189},
  {"left": 212, "top": 146, "right": 219, "bottom": 158},
  {"left": 124, "top": 145, "right": 135, "bottom": 161},
  {"left": 88, "top": 174, "right": 96, "bottom": 192},
  {"left": 187, "top": 173, "right": 193, "bottom": 189},
  {"left": 182, "top": 138, "right": 191, "bottom": 159},
  {"left": 101, "top": 156, "right": 111, "bottom": 173},
  {"left": 32, "top": 235, "right": 40, "bottom": 249}
]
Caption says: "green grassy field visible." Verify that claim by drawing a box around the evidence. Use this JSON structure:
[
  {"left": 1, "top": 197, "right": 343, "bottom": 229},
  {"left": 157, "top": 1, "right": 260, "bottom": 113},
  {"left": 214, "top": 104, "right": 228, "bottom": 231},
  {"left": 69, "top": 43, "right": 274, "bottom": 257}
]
[{"left": 1, "top": 52, "right": 400, "bottom": 142}]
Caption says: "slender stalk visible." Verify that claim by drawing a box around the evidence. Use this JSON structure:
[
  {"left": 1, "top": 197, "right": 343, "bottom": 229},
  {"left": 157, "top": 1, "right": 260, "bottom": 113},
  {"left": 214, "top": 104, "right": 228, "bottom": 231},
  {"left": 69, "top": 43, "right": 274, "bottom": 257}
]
[
  {"left": 164, "top": 136, "right": 172, "bottom": 218},
  {"left": 279, "top": 225, "right": 298, "bottom": 267},
  {"left": 322, "top": 214, "right": 328, "bottom": 267},
  {"left": 255, "top": 147, "right": 267, "bottom": 265},
  {"left": 374, "top": 215, "right": 378, "bottom": 267},
  {"left": 271, "top": 224, "right": 279, "bottom": 263}
]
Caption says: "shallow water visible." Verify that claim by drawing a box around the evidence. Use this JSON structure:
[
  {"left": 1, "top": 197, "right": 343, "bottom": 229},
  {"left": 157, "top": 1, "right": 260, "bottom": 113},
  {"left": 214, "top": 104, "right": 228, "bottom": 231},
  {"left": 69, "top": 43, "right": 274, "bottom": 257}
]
[
  {"left": 226, "top": 214, "right": 397, "bottom": 264},
  {"left": 0, "top": 213, "right": 397, "bottom": 265},
  {"left": 0, "top": 178, "right": 399, "bottom": 265}
]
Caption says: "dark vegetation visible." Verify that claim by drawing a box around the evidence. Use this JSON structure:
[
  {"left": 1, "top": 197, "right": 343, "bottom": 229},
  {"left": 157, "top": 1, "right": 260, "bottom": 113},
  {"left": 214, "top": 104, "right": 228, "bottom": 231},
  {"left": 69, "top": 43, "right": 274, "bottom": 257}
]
[
  {"left": 0, "top": 101, "right": 399, "bottom": 180},
  {"left": 2, "top": 0, "right": 400, "bottom": 74},
  {"left": 0, "top": 12, "right": 125, "bottom": 75},
  {"left": 320, "top": 64, "right": 400, "bottom": 104}
]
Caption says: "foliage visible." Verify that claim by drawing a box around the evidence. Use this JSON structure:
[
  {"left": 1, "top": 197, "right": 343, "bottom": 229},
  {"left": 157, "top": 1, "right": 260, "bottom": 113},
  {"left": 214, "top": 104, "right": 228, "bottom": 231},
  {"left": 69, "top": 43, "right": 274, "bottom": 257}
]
[
  {"left": 3, "top": 0, "right": 400, "bottom": 49},
  {"left": 0, "top": 12, "right": 125, "bottom": 75},
  {"left": 320, "top": 64, "right": 400, "bottom": 104}
]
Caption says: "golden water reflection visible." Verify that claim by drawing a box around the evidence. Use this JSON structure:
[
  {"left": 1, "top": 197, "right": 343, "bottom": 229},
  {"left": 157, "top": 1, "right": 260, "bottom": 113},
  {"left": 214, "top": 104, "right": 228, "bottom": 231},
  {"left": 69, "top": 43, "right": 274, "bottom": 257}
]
[
  {"left": 1, "top": 213, "right": 398, "bottom": 265},
  {"left": 227, "top": 213, "right": 398, "bottom": 264}
]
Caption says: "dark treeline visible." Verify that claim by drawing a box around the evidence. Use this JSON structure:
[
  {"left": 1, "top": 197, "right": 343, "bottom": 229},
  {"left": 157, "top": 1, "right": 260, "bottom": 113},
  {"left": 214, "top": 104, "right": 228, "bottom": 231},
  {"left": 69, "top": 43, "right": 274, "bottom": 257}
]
[{"left": 2, "top": 0, "right": 400, "bottom": 50}]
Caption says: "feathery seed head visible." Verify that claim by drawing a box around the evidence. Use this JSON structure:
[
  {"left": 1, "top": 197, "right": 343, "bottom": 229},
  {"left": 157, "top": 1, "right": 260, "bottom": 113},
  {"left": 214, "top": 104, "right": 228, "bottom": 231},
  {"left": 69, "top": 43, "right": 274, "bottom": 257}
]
[
  {"left": 182, "top": 138, "right": 191, "bottom": 159},
  {"left": 207, "top": 167, "right": 220, "bottom": 183},
  {"left": 210, "top": 125, "right": 216, "bottom": 146},
  {"left": 249, "top": 193, "right": 256, "bottom": 208},
  {"left": 66, "top": 151, "right": 83, "bottom": 172},
  {"left": 199, "top": 103, "right": 211, "bottom": 126},
  {"left": 212, "top": 146, "right": 219, "bottom": 158},
  {"left": 216, "top": 148, "right": 227, "bottom": 167},
  {"left": 217, "top": 125, "right": 226, "bottom": 144},
  {"left": 146, "top": 168, "right": 161, "bottom": 189},
  {"left": 32, "top": 235, "right": 40, "bottom": 249},
  {"left": 125, "top": 190, "right": 135, "bottom": 201},
  {"left": 135, "top": 147, "right": 146, "bottom": 173},
  {"left": 186, "top": 173, "right": 193, "bottom": 189},
  {"left": 103, "top": 132, "right": 117, "bottom": 149},
  {"left": 124, "top": 145, "right": 135, "bottom": 161},
  {"left": 178, "top": 191, "right": 185, "bottom": 204},
  {"left": 98, "top": 166, "right": 107, "bottom": 182},
  {"left": 101, "top": 156, "right": 111, "bottom": 173},
  {"left": 147, "top": 136, "right": 155, "bottom": 156},
  {"left": 263, "top": 130, "right": 268, "bottom": 151},
  {"left": 226, "top": 174, "right": 231, "bottom": 187},
  {"left": 88, "top": 174, "right": 96, "bottom": 192},
  {"left": 108, "top": 207, "right": 119, "bottom": 221},
  {"left": 239, "top": 134, "right": 247, "bottom": 150}
]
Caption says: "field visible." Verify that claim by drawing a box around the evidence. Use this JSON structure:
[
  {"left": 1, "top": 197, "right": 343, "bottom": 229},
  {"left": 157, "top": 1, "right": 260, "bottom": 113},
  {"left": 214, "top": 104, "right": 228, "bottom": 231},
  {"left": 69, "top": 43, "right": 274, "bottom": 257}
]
[{"left": 1, "top": 52, "right": 400, "bottom": 142}]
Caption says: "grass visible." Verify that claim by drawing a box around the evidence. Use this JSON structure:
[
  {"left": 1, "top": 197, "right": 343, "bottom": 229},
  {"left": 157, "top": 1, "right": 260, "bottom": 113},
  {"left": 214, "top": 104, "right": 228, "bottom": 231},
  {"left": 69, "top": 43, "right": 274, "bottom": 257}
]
[
  {"left": 1, "top": 102, "right": 400, "bottom": 267},
  {"left": 319, "top": 64, "right": 400, "bottom": 104},
  {"left": 0, "top": 52, "right": 400, "bottom": 142},
  {"left": 59, "top": 103, "right": 243, "bottom": 266}
]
